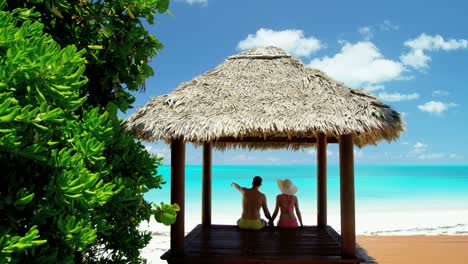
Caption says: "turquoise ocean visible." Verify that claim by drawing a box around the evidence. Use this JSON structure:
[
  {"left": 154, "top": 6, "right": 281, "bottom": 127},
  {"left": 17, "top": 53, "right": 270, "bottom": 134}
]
[
  {"left": 145, "top": 165, "right": 468, "bottom": 234},
  {"left": 140, "top": 165, "right": 468, "bottom": 262}
]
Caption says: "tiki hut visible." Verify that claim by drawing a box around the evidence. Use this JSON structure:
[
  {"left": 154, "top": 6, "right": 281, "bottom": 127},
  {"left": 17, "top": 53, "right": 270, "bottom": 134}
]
[{"left": 125, "top": 47, "right": 404, "bottom": 264}]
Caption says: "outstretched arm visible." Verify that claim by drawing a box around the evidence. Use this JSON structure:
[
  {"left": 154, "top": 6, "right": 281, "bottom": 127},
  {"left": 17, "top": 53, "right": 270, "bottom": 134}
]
[
  {"left": 295, "top": 197, "right": 303, "bottom": 227},
  {"left": 271, "top": 195, "right": 280, "bottom": 224},
  {"left": 230, "top": 182, "right": 245, "bottom": 194}
]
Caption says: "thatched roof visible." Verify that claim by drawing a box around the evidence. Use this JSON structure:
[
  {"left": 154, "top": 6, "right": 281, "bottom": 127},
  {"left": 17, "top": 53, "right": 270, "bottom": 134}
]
[{"left": 124, "top": 47, "right": 404, "bottom": 150}]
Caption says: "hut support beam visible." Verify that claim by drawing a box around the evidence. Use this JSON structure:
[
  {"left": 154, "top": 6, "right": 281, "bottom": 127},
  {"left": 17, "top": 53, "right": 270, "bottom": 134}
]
[
  {"left": 339, "top": 134, "right": 356, "bottom": 258},
  {"left": 170, "top": 138, "right": 185, "bottom": 255},
  {"left": 317, "top": 133, "right": 327, "bottom": 228},
  {"left": 202, "top": 142, "right": 212, "bottom": 227},
  {"left": 216, "top": 136, "right": 338, "bottom": 144}
]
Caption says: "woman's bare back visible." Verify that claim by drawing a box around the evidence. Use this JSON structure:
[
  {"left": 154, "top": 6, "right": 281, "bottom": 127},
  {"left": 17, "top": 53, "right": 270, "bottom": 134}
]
[{"left": 277, "top": 194, "right": 297, "bottom": 220}]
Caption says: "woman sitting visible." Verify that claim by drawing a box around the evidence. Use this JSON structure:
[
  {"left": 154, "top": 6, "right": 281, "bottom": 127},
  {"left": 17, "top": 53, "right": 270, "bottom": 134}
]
[{"left": 270, "top": 179, "right": 303, "bottom": 228}]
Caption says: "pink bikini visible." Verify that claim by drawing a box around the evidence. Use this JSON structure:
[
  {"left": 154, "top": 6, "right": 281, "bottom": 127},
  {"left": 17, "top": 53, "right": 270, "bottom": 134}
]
[{"left": 277, "top": 195, "right": 298, "bottom": 228}]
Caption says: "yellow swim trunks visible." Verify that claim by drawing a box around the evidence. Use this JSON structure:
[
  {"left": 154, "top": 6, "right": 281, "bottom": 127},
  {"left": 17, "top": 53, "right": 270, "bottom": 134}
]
[{"left": 237, "top": 218, "right": 266, "bottom": 230}]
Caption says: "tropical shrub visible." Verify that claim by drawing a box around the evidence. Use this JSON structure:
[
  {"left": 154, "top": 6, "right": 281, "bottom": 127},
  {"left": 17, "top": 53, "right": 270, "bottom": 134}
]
[{"left": 0, "top": 1, "right": 176, "bottom": 263}]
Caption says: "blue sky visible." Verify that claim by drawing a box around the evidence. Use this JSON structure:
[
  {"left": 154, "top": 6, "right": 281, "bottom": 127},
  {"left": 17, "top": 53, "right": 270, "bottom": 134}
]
[{"left": 123, "top": 0, "right": 468, "bottom": 165}]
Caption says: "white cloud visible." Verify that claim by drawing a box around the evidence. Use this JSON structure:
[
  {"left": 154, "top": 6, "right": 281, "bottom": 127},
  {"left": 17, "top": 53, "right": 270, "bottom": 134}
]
[
  {"left": 418, "top": 101, "right": 457, "bottom": 114},
  {"left": 407, "top": 142, "right": 427, "bottom": 157},
  {"left": 144, "top": 144, "right": 170, "bottom": 158},
  {"left": 176, "top": 0, "right": 207, "bottom": 5},
  {"left": 380, "top": 20, "right": 399, "bottom": 31},
  {"left": 354, "top": 149, "right": 364, "bottom": 158},
  {"left": 144, "top": 145, "right": 153, "bottom": 152},
  {"left": 266, "top": 156, "right": 280, "bottom": 162},
  {"left": 307, "top": 149, "right": 332, "bottom": 157},
  {"left": 449, "top": 153, "right": 464, "bottom": 159},
  {"left": 309, "top": 41, "right": 405, "bottom": 87},
  {"left": 418, "top": 152, "right": 463, "bottom": 160},
  {"left": 358, "top": 26, "right": 373, "bottom": 40},
  {"left": 418, "top": 153, "right": 446, "bottom": 160},
  {"left": 238, "top": 28, "right": 323, "bottom": 57},
  {"left": 362, "top": 84, "right": 385, "bottom": 92},
  {"left": 400, "top": 49, "right": 431, "bottom": 70},
  {"left": 414, "top": 142, "right": 427, "bottom": 149},
  {"left": 378, "top": 92, "right": 419, "bottom": 102},
  {"left": 407, "top": 143, "right": 463, "bottom": 161},
  {"left": 229, "top": 154, "right": 258, "bottom": 162},
  {"left": 142, "top": 144, "right": 171, "bottom": 164},
  {"left": 290, "top": 158, "right": 309, "bottom": 164},
  {"left": 401, "top": 33, "right": 468, "bottom": 70},
  {"left": 432, "top": 90, "right": 450, "bottom": 96},
  {"left": 404, "top": 33, "right": 468, "bottom": 51},
  {"left": 357, "top": 21, "right": 398, "bottom": 41}
]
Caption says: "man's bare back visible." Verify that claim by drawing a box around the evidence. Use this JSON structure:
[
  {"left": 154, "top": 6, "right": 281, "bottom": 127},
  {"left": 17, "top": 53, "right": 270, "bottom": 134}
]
[{"left": 242, "top": 188, "right": 266, "bottom": 220}]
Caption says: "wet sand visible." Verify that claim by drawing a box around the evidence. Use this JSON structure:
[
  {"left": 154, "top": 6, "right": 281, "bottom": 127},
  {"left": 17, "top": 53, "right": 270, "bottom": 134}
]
[{"left": 357, "top": 236, "right": 468, "bottom": 264}]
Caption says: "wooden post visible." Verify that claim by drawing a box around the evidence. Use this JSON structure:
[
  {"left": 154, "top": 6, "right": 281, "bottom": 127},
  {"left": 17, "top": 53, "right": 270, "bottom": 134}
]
[
  {"left": 202, "top": 142, "right": 212, "bottom": 227},
  {"left": 171, "top": 138, "right": 185, "bottom": 255},
  {"left": 339, "top": 134, "right": 356, "bottom": 258},
  {"left": 317, "top": 133, "right": 327, "bottom": 228}
]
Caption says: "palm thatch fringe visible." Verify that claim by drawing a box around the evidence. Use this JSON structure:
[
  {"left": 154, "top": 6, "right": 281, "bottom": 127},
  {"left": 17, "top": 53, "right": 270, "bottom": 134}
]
[{"left": 124, "top": 47, "right": 404, "bottom": 150}]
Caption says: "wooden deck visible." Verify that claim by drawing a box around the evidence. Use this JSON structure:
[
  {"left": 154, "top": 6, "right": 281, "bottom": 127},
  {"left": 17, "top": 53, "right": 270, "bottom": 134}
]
[{"left": 161, "top": 225, "right": 365, "bottom": 264}]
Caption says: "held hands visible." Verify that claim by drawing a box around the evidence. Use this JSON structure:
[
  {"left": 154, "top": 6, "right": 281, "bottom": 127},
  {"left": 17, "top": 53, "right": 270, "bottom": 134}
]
[{"left": 268, "top": 220, "right": 274, "bottom": 227}]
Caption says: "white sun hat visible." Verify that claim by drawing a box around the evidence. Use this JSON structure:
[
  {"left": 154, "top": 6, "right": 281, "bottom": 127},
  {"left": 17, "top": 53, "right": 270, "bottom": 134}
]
[{"left": 277, "top": 179, "right": 298, "bottom": 195}]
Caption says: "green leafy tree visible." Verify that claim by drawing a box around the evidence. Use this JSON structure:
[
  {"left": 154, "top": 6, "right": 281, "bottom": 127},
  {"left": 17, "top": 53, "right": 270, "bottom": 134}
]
[{"left": 0, "top": 1, "right": 176, "bottom": 263}]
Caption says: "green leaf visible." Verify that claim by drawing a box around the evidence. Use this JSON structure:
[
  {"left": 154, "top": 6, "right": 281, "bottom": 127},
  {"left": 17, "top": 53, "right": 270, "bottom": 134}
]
[
  {"left": 154, "top": 203, "right": 179, "bottom": 225},
  {"left": 0, "top": 107, "right": 19, "bottom": 122},
  {"left": 158, "top": 0, "right": 170, "bottom": 13},
  {"left": 16, "top": 193, "right": 34, "bottom": 206},
  {"left": 87, "top": 45, "right": 103, "bottom": 50}
]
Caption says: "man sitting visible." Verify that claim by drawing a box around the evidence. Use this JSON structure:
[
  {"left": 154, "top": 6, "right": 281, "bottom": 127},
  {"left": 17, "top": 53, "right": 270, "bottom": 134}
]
[{"left": 231, "top": 176, "right": 272, "bottom": 230}]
